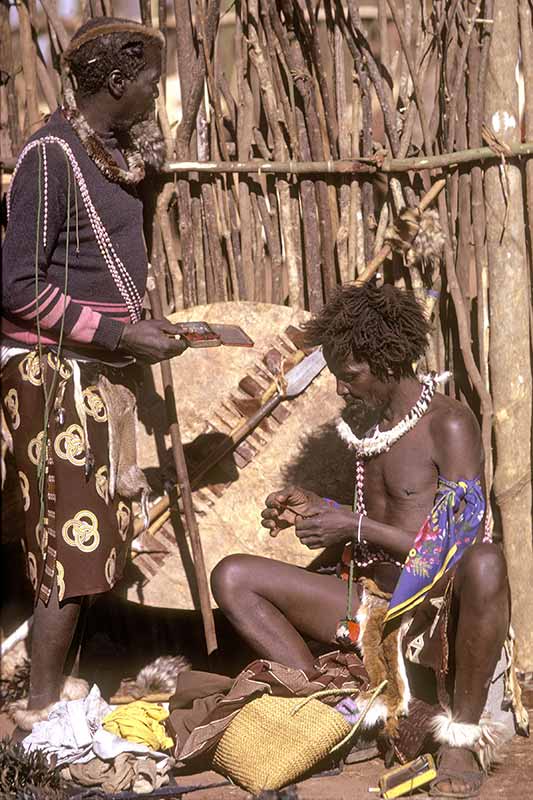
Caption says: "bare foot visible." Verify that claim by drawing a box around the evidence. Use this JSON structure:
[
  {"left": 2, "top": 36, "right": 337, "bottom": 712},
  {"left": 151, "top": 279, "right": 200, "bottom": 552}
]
[{"left": 430, "top": 746, "right": 483, "bottom": 797}]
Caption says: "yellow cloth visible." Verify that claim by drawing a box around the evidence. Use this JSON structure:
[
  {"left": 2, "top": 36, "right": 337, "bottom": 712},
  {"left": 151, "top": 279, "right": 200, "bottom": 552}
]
[{"left": 102, "top": 701, "right": 173, "bottom": 751}]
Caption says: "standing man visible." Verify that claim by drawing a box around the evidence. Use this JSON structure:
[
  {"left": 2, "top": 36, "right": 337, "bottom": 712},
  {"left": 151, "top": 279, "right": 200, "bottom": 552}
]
[
  {"left": 211, "top": 283, "right": 527, "bottom": 798},
  {"left": 2, "top": 18, "right": 184, "bottom": 729}
]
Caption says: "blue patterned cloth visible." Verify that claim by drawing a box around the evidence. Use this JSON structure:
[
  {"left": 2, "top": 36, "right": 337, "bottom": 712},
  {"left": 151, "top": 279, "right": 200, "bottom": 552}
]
[{"left": 385, "top": 476, "right": 486, "bottom": 622}]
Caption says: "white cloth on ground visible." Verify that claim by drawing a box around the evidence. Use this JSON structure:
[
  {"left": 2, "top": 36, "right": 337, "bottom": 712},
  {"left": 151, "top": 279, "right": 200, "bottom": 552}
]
[{"left": 22, "top": 684, "right": 169, "bottom": 768}]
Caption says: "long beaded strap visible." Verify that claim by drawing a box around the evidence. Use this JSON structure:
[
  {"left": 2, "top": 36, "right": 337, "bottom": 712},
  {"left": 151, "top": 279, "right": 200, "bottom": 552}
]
[
  {"left": 8, "top": 138, "right": 143, "bottom": 324},
  {"left": 353, "top": 458, "right": 402, "bottom": 568}
]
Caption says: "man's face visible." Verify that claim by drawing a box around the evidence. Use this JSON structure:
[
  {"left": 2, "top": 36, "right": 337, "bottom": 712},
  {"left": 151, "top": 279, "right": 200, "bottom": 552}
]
[
  {"left": 324, "top": 349, "right": 392, "bottom": 424},
  {"left": 117, "top": 44, "right": 162, "bottom": 129}
]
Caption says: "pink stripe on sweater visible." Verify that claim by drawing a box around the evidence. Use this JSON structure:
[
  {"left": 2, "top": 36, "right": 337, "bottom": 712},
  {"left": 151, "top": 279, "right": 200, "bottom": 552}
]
[
  {"left": 39, "top": 295, "right": 71, "bottom": 328},
  {"left": 1, "top": 318, "right": 56, "bottom": 345},
  {"left": 69, "top": 306, "right": 102, "bottom": 344},
  {"left": 72, "top": 299, "right": 129, "bottom": 310},
  {"left": 20, "top": 286, "right": 61, "bottom": 320},
  {"left": 72, "top": 302, "right": 128, "bottom": 314},
  {"left": 12, "top": 283, "right": 54, "bottom": 315}
]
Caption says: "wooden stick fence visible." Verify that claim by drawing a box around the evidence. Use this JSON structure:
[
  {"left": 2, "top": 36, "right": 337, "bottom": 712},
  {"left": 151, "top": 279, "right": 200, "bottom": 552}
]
[{"left": 1, "top": 0, "right": 532, "bottom": 668}]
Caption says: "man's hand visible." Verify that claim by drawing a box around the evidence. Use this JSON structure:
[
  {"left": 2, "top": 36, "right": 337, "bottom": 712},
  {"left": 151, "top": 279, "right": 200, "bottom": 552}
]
[
  {"left": 294, "top": 507, "right": 357, "bottom": 550},
  {"left": 261, "top": 486, "right": 326, "bottom": 537},
  {"left": 119, "top": 320, "right": 188, "bottom": 363}
]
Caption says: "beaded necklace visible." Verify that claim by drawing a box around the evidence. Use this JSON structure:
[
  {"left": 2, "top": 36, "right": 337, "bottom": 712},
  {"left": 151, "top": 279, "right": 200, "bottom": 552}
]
[
  {"left": 8, "top": 137, "right": 143, "bottom": 324},
  {"left": 339, "top": 373, "right": 447, "bottom": 567}
]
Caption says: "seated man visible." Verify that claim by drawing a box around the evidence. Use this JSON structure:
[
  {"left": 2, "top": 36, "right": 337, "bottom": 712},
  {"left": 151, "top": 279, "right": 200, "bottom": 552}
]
[{"left": 211, "top": 283, "right": 526, "bottom": 798}]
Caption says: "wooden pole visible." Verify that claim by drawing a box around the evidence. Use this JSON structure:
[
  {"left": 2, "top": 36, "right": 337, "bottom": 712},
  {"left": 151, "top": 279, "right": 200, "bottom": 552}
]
[
  {"left": 485, "top": 0, "right": 533, "bottom": 671},
  {"left": 146, "top": 267, "right": 218, "bottom": 656},
  {"left": 163, "top": 143, "right": 533, "bottom": 175},
  {"left": 0, "top": 1, "right": 21, "bottom": 159},
  {"left": 467, "top": 0, "right": 492, "bottom": 493},
  {"left": 4, "top": 144, "right": 533, "bottom": 177},
  {"left": 17, "top": 0, "right": 41, "bottom": 135}
]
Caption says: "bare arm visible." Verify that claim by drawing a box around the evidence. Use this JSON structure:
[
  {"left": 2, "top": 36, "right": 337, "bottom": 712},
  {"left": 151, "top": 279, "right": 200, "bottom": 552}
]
[
  {"left": 262, "top": 488, "right": 417, "bottom": 557},
  {"left": 293, "top": 504, "right": 417, "bottom": 558}
]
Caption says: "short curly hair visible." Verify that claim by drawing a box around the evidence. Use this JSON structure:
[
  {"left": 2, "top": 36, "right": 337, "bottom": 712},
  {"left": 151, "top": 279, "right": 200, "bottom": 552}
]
[
  {"left": 64, "top": 17, "right": 162, "bottom": 98},
  {"left": 304, "top": 283, "right": 431, "bottom": 379}
]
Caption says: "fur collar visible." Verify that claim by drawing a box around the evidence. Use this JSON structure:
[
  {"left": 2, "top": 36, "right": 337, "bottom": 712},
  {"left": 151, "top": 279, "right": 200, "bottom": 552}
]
[{"left": 62, "top": 94, "right": 166, "bottom": 184}]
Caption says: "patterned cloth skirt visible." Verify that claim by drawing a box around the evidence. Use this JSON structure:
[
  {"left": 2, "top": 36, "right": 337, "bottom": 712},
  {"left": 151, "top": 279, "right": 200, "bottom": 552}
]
[{"left": 2, "top": 349, "right": 136, "bottom": 605}]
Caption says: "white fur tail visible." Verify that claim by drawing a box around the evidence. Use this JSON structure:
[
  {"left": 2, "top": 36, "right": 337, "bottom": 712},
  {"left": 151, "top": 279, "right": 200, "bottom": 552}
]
[{"left": 135, "top": 654, "right": 191, "bottom": 695}]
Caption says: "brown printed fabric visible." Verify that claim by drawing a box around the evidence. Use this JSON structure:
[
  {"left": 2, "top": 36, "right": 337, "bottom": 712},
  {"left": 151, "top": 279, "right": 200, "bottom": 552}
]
[
  {"left": 401, "top": 566, "right": 457, "bottom": 710},
  {"left": 2, "top": 350, "right": 135, "bottom": 604}
]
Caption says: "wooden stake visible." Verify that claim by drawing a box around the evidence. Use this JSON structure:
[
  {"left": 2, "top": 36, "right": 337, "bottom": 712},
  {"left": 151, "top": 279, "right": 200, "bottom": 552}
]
[
  {"left": 17, "top": 0, "right": 41, "bottom": 135},
  {"left": 146, "top": 268, "right": 218, "bottom": 656},
  {"left": 485, "top": 0, "right": 533, "bottom": 672}
]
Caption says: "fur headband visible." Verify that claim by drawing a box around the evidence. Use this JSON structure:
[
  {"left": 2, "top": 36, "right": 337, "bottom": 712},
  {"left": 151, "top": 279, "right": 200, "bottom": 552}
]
[{"left": 63, "top": 21, "right": 164, "bottom": 66}]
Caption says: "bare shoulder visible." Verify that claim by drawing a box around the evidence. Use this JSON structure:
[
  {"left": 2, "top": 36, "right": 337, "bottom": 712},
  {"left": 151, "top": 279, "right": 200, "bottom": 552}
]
[
  {"left": 429, "top": 393, "right": 481, "bottom": 443},
  {"left": 428, "top": 394, "right": 483, "bottom": 479}
]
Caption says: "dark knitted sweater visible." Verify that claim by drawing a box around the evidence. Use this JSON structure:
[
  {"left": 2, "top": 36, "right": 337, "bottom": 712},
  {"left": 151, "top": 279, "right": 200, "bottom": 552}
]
[{"left": 2, "top": 109, "right": 148, "bottom": 358}]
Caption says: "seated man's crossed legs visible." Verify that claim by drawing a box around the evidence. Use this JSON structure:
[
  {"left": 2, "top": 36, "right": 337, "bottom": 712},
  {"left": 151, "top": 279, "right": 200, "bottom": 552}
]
[{"left": 211, "top": 555, "right": 359, "bottom": 672}]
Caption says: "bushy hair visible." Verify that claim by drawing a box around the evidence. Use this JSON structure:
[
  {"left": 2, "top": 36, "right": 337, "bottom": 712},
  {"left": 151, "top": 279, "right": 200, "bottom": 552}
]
[
  {"left": 65, "top": 17, "right": 159, "bottom": 97},
  {"left": 304, "top": 283, "right": 431, "bottom": 379}
]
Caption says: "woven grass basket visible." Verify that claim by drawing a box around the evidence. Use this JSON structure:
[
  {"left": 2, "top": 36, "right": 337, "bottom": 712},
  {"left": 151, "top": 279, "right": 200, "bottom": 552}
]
[{"left": 212, "top": 682, "right": 386, "bottom": 794}]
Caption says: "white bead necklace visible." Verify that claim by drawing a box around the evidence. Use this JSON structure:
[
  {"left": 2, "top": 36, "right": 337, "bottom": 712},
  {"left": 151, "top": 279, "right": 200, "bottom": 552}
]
[
  {"left": 336, "top": 372, "right": 450, "bottom": 458},
  {"left": 8, "top": 137, "right": 143, "bottom": 324},
  {"left": 339, "top": 372, "right": 450, "bottom": 567}
]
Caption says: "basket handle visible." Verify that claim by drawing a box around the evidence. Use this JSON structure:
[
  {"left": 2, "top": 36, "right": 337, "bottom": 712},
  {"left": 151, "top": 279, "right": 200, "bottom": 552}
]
[
  {"left": 289, "top": 680, "right": 388, "bottom": 755},
  {"left": 330, "top": 679, "right": 388, "bottom": 753}
]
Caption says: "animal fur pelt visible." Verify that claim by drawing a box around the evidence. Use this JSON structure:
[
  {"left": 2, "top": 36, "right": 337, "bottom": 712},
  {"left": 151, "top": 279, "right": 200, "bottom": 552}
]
[
  {"left": 432, "top": 709, "right": 511, "bottom": 772},
  {"left": 7, "top": 676, "right": 89, "bottom": 731},
  {"left": 122, "top": 655, "right": 191, "bottom": 699},
  {"left": 354, "top": 579, "right": 411, "bottom": 738},
  {"left": 385, "top": 207, "right": 445, "bottom": 267},
  {"left": 127, "top": 116, "right": 167, "bottom": 172},
  {"left": 96, "top": 376, "right": 150, "bottom": 514}
]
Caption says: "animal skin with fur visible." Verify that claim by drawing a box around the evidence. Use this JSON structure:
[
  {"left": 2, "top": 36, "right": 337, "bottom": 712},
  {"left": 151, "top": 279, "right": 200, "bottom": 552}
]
[
  {"left": 354, "top": 579, "right": 411, "bottom": 738},
  {"left": 133, "top": 655, "right": 191, "bottom": 697},
  {"left": 7, "top": 676, "right": 89, "bottom": 731},
  {"left": 431, "top": 709, "right": 512, "bottom": 773}
]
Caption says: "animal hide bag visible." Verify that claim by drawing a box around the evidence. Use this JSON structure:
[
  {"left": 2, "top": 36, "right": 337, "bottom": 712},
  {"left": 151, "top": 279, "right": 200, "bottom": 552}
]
[
  {"left": 354, "top": 578, "right": 411, "bottom": 738},
  {"left": 97, "top": 375, "right": 150, "bottom": 504}
]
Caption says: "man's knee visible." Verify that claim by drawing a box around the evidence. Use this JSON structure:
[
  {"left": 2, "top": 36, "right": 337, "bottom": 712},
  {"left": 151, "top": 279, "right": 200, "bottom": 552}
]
[
  {"left": 210, "top": 555, "right": 252, "bottom": 606},
  {"left": 458, "top": 543, "right": 508, "bottom": 601}
]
